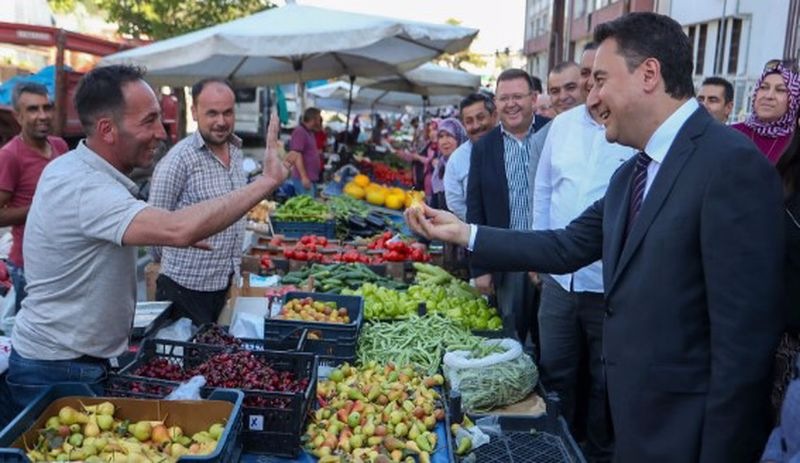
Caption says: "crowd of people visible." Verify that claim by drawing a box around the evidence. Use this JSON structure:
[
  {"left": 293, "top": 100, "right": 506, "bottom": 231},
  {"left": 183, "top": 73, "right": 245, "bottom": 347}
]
[{"left": 0, "top": 9, "right": 798, "bottom": 463}]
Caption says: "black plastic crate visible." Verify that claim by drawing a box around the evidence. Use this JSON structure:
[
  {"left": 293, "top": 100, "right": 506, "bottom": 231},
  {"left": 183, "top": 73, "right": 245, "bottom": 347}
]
[
  {"left": 190, "top": 324, "right": 307, "bottom": 352},
  {"left": 265, "top": 291, "right": 363, "bottom": 341},
  {"left": 0, "top": 384, "right": 244, "bottom": 463},
  {"left": 302, "top": 334, "right": 358, "bottom": 368},
  {"left": 271, "top": 219, "right": 335, "bottom": 239},
  {"left": 449, "top": 391, "right": 586, "bottom": 463},
  {"left": 113, "top": 339, "right": 318, "bottom": 457}
]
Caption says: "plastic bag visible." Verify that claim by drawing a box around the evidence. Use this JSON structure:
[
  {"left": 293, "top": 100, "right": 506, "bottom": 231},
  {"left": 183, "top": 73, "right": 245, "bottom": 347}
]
[
  {"left": 443, "top": 338, "right": 538, "bottom": 413},
  {"left": 165, "top": 375, "right": 206, "bottom": 400},
  {"left": 154, "top": 317, "right": 194, "bottom": 342},
  {"left": 0, "top": 286, "right": 15, "bottom": 335}
]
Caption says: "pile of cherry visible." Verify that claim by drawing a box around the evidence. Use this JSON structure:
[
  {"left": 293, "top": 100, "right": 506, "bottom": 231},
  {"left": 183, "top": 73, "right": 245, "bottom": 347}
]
[{"left": 132, "top": 349, "right": 309, "bottom": 408}]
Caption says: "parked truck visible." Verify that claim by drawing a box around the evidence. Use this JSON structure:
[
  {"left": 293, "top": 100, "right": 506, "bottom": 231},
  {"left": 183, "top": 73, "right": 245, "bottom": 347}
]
[{"left": 0, "top": 21, "right": 179, "bottom": 147}]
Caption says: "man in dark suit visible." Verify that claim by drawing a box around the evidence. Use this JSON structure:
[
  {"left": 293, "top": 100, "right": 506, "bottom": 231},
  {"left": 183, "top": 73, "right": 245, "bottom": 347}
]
[
  {"left": 467, "top": 68, "right": 549, "bottom": 345},
  {"left": 407, "top": 12, "right": 783, "bottom": 463}
]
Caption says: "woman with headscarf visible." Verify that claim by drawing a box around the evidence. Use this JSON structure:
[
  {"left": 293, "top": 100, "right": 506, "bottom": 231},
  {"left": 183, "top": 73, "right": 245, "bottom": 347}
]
[
  {"left": 430, "top": 118, "right": 468, "bottom": 210},
  {"left": 415, "top": 120, "right": 438, "bottom": 197},
  {"left": 732, "top": 60, "right": 800, "bottom": 164}
]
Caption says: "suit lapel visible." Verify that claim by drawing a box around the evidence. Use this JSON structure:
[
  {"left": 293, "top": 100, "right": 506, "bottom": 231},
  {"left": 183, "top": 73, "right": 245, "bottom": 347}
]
[
  {"left": 605, "top": 161, "right": 635, "bottom": 285},
  {"left": 491, "top": 129, "right": 510, "bottom": 225},
  {"left": 608, "top": 109, "right": 708, "bottom": 291}
]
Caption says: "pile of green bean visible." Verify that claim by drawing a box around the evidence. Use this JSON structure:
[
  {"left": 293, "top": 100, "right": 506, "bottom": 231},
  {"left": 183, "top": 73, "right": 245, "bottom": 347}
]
[
  {"left": 356, "top": 314, "right": 491, "bottom": 375},
  {"left": 455, "top": 352, "right": 539, "bottom": 413}
]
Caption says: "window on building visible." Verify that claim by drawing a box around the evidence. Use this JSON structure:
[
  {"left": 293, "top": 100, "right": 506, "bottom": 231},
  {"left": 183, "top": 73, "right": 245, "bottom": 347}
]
[
  {"left": 574, "top": 0, "right": 588, "bottom": 17},
  {"left": 728, "top": 18, "right": 742, "bottom": 74},
  {"left": 696, "top": 24, "right": 707, "bottom": 75},
  {"left": 714, "top": 19, "right": 727, "bottom": 74},
  {"left": 687, "top": 25, "right": 696, "bottom": 61}
]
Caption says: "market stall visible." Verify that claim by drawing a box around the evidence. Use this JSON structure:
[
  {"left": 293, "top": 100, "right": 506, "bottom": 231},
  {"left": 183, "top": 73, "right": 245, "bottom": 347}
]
[{"left": 0, "top": 146, "right": 583, "bottom": 463}]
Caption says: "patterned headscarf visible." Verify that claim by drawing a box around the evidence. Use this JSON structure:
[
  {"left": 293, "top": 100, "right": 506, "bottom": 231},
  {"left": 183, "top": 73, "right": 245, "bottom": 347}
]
[
  {"left": 745, "top": 62, "right": 800, "bottom": 138},
  {"left": 437, "top": 117, "right": 468, "bottom": 147}
]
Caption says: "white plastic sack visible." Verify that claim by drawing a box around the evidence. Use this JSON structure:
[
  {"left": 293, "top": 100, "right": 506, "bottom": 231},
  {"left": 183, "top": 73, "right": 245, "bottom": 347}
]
[
  {"left": 443, "top": 338, "right": 538, "bottom": 413},
  {"left": 443, "top": 338, "right": 522, "bottom": 391},
  {"left": 0, "top": 286, "right": 15, "bottom": 335}
]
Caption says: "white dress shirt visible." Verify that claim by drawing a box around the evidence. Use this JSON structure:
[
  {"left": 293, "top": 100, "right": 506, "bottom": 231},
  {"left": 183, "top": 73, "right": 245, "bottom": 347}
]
[
  {"left": 469, "top": 98, "right": 702, "bottom": 254},
  {"left": 533, "top": 104, "right": 635, "bottom": 292},
  {"left": 443, "top": 139, "right": 472, "bottom": 221},
  {"left": 641, "top": 98, "right": 700, "bottom": 198}
]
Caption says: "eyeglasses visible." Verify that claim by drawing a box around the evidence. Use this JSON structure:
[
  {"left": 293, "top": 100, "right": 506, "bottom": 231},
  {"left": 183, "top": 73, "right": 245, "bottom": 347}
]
[
  {"left": 765, "top": 59, "right": 799, "bottom": 73},
  {"left": 496, "top": 92, "right": 532, "bottom": 104}
]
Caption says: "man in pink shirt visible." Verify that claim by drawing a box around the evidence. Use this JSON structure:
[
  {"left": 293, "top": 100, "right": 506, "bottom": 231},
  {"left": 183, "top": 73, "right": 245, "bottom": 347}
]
[
  {"left": 0, "top": 82, "right": 67, "bottom": 313},
  {"left": 288, "top": 107, "right": 323, "bottom": 196}
]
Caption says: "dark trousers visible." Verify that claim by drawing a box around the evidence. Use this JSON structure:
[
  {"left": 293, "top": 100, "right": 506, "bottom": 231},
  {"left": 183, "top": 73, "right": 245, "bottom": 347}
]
[
  {"left": 155, "top": 274, "right": 230, "bottom": 325},
  {"left": 495, "top": 272, "right": 539, "bottom": 351},
  {"left": 538, "top": 275, "right": 614, "bottom": 463}
]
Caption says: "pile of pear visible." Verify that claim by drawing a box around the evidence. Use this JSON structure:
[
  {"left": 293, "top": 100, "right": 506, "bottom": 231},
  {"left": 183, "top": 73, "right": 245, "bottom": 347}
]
[
  {"left": 304, "top": 362, "right": 446, "bottom": 463},
  {"left": 23, "top": 401, "right": 225, "bottom": 462}
]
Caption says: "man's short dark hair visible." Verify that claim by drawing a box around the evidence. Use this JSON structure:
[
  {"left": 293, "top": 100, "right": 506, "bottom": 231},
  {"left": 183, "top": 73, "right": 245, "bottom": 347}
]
[
  {"left": 530, "top": 76, "right": 543, "bottom": 94},
  {"left": 583, "top": 42, "right": 598, "bottom": 53},
  {"left": 497, "top": 68, "right": 535, "bottom": 92},
  {"left": 459, "top": 92, "right": 497, "bottom": 115},
  {"left": 550, "top": 61, "right": 579, "bottom": 75},
  {"left": 594, "top": 12, "right": 695, "bottom": 99},
  {"left": 701, "top": 76, "right": 734, "bottom": 104},
  {"left": 303, "top": 107, "right": 321, "bottom": 122},
  {"left": 74, "top": 65, "right": 146, "bottom": 134},
  {"left": 12, "top": 82, "right": 49, "bottom": 111},
  {"left": 191, "top": 78, "right": 234, "bottom": 101}
]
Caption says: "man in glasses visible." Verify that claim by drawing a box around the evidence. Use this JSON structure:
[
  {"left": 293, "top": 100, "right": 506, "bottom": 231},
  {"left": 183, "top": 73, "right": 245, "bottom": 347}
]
[
  {"left": 466, "top": 68, "right": 550, "bottom": 348},
  {"left": 0, "top": 82, "right": 68, "bottom": 314},
  {"left": 697, "top": 77, "right": 734, "bottom": 123}
]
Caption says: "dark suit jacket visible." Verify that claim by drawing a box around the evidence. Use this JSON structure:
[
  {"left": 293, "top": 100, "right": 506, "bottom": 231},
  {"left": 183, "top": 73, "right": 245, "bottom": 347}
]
[
  {"left": 466, "top": 116, "right": 550, "bottom": 278},
  {"left": 470, "top": 108, "right": 785, "bottom": 463}
]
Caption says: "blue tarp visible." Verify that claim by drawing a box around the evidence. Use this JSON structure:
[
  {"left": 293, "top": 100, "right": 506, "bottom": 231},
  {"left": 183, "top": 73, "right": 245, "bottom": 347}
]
[{"left": 0, "top": 65, "right": 71, "bottom": 106}]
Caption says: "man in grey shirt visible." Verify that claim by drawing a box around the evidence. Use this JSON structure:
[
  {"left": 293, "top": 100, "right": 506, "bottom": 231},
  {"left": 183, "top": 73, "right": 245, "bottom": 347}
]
[{"left": 7, "top": 65, "right": 291, "bottom": 409}]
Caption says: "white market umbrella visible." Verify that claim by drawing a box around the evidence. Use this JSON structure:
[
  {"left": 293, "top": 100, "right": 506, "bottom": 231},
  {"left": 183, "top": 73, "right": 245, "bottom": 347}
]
[
  {"left": 101, "top": 3, "right": 478, "bottom": 100},
  {"left": 365, "top": 63, "right": 480, "bottom": 97},
  {"left": 309, "top": 63, "right": 478, "bottom": 127}
]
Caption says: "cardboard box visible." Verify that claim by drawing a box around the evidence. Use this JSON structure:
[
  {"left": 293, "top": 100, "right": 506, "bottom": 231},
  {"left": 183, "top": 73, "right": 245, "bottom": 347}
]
[
  {"left": 11, "top": 396, "right": 234, "bottom": 451},
  {"left": 144, "top": 262, "right": 161, "bottom": 301}
]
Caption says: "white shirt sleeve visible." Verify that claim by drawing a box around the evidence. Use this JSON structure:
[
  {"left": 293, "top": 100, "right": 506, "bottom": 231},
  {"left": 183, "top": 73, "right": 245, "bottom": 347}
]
[
  {"left": 444, "top": 145, "right": 469, "bottom": 221},
  {"left": 533, "top": 126, "right": 554, "bottom": 231},
  {"left": 467, "top": 224, "right": 478, "bottom": 251}
]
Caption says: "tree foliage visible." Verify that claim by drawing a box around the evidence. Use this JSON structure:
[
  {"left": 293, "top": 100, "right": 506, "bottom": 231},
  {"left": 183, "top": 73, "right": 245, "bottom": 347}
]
[
  {"left": 436, "top": 18, "right": 486, "bottom": 71},
  {"left": 92, "top": 0, "right": 274, "bottom": 40}
]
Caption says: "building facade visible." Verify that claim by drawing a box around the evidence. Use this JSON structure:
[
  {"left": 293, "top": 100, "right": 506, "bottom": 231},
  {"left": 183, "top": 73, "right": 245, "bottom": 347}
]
[
  {"left": 524, "top": 0, "right": 800, "bottom": 121},
  {"left": 659, "top": 0, "right": 795, "bottom": 121}
]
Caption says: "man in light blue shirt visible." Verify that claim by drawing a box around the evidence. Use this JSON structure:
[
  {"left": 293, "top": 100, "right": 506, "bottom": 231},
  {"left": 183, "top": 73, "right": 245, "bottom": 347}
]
[
  {"left": 534, "top": 97, "right": 634, "bottom": 460},
  {"left": 443, "top": 92, "right": 497, "bottom": 221}
]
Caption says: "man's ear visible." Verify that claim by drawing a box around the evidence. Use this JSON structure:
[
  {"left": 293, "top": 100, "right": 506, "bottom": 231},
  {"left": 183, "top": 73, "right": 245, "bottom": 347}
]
[
  {"left": 96, "top": 117, "right": 116, "bottom": 145},
  {"left": 640, "top": 57, "right": 662, "bottom": 94}
]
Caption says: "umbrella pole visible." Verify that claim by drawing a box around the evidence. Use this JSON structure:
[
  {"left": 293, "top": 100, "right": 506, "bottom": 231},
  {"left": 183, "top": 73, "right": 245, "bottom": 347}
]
[{"left": 345, "top": 74, "right": 355, "bottom": 138}]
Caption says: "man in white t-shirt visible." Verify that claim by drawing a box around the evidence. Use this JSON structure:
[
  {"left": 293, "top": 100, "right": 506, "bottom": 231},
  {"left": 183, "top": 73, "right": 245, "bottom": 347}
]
[{"left": 7, "top": 65, "right": 291, "bottom": 409}]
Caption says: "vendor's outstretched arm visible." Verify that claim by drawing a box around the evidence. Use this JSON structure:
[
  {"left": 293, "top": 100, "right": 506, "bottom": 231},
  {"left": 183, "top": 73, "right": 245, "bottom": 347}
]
[
  {"left": 405, "top": 199, "right": 604, "bottom": 274},
  {"left": 123, "top": 115, "right": 291, "bottom": 247}
]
